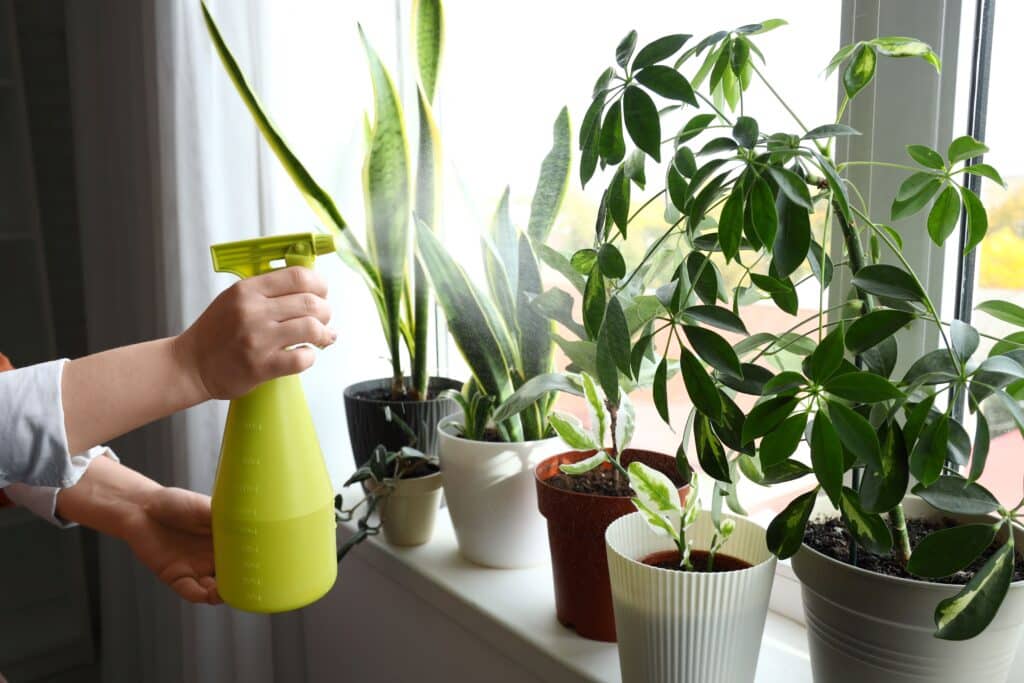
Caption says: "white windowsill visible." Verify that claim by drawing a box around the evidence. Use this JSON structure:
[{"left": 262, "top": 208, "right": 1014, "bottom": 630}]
[{"left": 335, "top": 514, "right": 812, "bottom": 682}]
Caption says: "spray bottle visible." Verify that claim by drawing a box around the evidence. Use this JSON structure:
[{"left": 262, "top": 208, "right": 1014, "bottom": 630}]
[{"left": 209, "top": 232, "right": 337, "bottom": 612}]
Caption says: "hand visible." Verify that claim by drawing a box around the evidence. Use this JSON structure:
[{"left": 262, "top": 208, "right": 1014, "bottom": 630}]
[
  {"left": 175, "top": 266, "right": 336, "bottom": 400},
  {"left": 122, "top": 486, "right": 222, "bottom": 605}
]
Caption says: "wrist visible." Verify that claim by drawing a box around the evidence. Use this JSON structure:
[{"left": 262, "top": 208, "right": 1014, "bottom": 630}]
[
  {"left": 55, "top": 457, "right": 161, "bottom": 540},
  {"left": 169, "top": 333, "right": 212, "bottom": 405}
]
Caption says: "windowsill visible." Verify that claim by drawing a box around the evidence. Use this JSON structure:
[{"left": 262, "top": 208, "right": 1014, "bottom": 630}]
[{"left": 336, "top": 514, "right": 812, "bottom": 682}]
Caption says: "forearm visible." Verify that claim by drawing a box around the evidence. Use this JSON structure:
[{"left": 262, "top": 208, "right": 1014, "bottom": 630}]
[
  {"left": 54, "top": 455, "right": 159, "bottom": 539},
  {"left": 61, "top": 337, "right": 209, "bottom": 455}
]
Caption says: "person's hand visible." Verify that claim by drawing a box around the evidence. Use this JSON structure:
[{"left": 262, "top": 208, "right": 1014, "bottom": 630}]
[
  {"left": 122, "top": 485, "right": 222, "bottom": 605},
  {"left": 174, "top": 266, "right": 336, "bottom": 400}
]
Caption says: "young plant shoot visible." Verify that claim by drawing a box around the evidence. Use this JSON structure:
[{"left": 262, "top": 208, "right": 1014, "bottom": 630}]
[{"left": 547, "top": 372, "right": 636, "bottom": 480}]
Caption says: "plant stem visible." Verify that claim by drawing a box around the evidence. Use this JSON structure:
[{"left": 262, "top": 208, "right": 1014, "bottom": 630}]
[
  {"left": 751, "top": 61, "right": 809, "bottom": 134},
  {"left": 889, "top": 503, "right": 912, "bottom": 565}
]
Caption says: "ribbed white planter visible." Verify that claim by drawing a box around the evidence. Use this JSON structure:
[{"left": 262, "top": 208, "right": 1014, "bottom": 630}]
[
  {"left": 437, "top": 417, "right": 564, "bottom": 568},
  {"left": 375, "top": 470, "right": 443, "bottom": 547},
  {"left": 792, "top": 496, "right": 1024, "bottom": 683},
  {"left": 606, "top": 511, "right": 776, "bottom": 683}
]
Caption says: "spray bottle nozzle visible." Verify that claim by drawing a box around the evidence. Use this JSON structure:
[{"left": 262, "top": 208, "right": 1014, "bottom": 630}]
[{"left": 211, "top": 232, "right": 336, "bottom": 279}]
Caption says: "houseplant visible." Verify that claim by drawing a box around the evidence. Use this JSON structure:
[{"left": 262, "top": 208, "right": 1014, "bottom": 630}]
[
  {"left": 335, "top": 409, "right": 443, "bottom": 556},
  {"left": 416, "top": 110, "right": 574, "bottom": 568},
  {"left": 606, "top": 464, "right": 776, "bottom": 682},
  {"left": 202, "top": 0, "right": 460, "bottom": 466},
  {"left": 574, "top": 19, "right": 1024, "bottom": 681},
  {"left": 526, "top": 372, "right": 689, "bottom": 642}
]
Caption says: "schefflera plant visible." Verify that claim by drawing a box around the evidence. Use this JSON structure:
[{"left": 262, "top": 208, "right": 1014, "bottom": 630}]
[{"left": 574, "top": 20, "right": 1020, "bottom": 639}]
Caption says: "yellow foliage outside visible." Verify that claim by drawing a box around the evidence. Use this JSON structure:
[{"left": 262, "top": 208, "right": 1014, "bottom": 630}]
[{"left": 979, "top": 179, "right": 1024, "bottom": 290}]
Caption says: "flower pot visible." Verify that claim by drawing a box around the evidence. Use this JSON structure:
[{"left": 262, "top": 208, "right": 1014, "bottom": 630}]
[
  {"left": 606, "top": 511, "right": 777, "bottom": 683},
  {"left": 436, "top": 417, "right": 564, "bottom": 568},
  {"left": 791, "top": 496, "right": 1024, "bottom": 683},
  {"left": 535, "top": 449, "right": 689, "bottom": 642},
  {"left": 373, "top": 470, "right": 444, "bottom": 547},
  {"left": 343, "top": 376, "right": 462, "bottom": 467}
]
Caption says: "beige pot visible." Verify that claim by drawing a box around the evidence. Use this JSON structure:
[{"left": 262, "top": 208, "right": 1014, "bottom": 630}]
[{"left": 373, "top": 470, "right": 443, "bottom": 547}]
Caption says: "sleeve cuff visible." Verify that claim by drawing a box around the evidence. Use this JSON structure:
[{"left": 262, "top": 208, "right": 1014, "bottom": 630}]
[{"left": 3, "top": 446, "right": 119, "bottom": 528}]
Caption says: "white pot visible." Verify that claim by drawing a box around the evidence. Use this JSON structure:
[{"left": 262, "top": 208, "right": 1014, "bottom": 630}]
[
  {"left": 606, "top": 511, "right": 777, "bottom": 683},
  {"left": 375, "top": 470, "right": 443, "bottom": 547},
  {"left": 792, "top": 496, "right": 1024, "bottom": 683},
  {"left": 437, "top": 417, "right": 564, "bottom": 568}
]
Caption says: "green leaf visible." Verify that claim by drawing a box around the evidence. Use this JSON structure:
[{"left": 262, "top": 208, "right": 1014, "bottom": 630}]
[
  {"left": 687, "top": 252, "right": 721, "bottom": 306},
  {"left": 608, "top": 166, "right": 631, "bottom": 234},
  {"left": 742, "top": 396, "right": 798, "bottom": 444},
  {"left": 583, "top": 265, "right": 606, "bottom": 339},
  {"left": 599, "top": 101, "right": 626, "bottom": 165},
  {"left": 653, "top": 356, "right": 670, "bottom": 423},
  {"left": 682, "top": 305, "right": 747, "bottom": 335},
  {"left": 698, "top": 137, "right": 738, "bottom": 156},
  {"left": 909, "top": 414, "right": 950, "bottom": 487},
  {"left": 581, "top": 371, "right": 609, "bottom": 446},
  {"left": 768, "top": 166, "right": 814, "bottom": 211},
  {"left": 824, "top": 42, "right": 859, "bottom": 78},
  {"left": 773, "top": 195, "right": 812, "bottom": 278},
  {"left": 633, "top": 33, "right": 691, "bottom": 69},
  {"left": 892, "top": 177, "right": 943, "bottom": 220},
  {"left": 977, "top": 300, "right": 1024, "bottom": 327},
  {"left": 718, "top": 187, "right": 745, "bottom": 262},
  {"left": 624, "top": 148, "right": 646, "bottom": 189},
  {"left": 763, "top": 371, "right": 806, "bottom": 396},
  {"left": 851, "top": 264, "right": 924, "bottom": 301},
  {"left": 824, "top": 371, "right": 905, "bottom": 402},
  {"left": 732, "top": 116, "right": 759, "bottom": 148},
  {"left": 759, "top": 413, "right": 807, "bottom": 467},
  {"left": 935, "top": 540, "right": 1015, "bottom": 640},
  {"left": 906, "top": 144, "right": 946, "bottom": 170},
  {"left": 869, "top": 36, "right": 940, "bottom": 71},
  {"left": 680, "top": 348, "right": 723, "bottom": 422},
  {"left": 571, "top": 248, "right": 599, "bottom": 275},
  {"left": 674, "top": 147, "right": 697, "bottom": 177},
  {"left": 628, "top": 461, "right": 683, "bottom": 537},
  {"left": 516, "top": 234, "right": 553, "bottom": 390},
  {"left": 413, "top": 0, "right": 443, "bottom": 102},
  {"left": 969, "top": 411, "right": 990, "bottom": 483},
  {"left": 492, "top": 372, "right": 581, "bottom": 424},
  {"left": 676, "top": 112, "right": 717, "bottom": 144},
  {"left": 904, "top": 349, "right": 960, "bottom": 385},
  {"left": 718, "top": 363, "right": 775, "bottom": 396},
  {"left": 683, "top": 325, "right": 742, "bottom": 379},
  {"left": 616, "top": 391, "right": 636, "bottom": 452},
  {"left": 806, "top": 323, "right": 846, "bottom": 383},
  {"left": 616, "top": 30, "right": 638, "bottom": 68},
  {"left": 623, "top": 85, "right": 661, "bottom": 161},
  {"left": 948, "top": 135, "right": 989, "bottom": 165},
  {"left": 927, "top": 185, "right": 961, "bottom": 247},
  {"left": 811, "top": 413, "right": 844, "bottom": 507},
  {"left": 635, "top": 65, "right": 697, "bottom": 105},
  {"left": 963, "top": 163, "right": 1007, "bottom": 189},
  {"left": 843, "top": 44, "right": 876, "bottom": 98},
  {"left": 961, "top": 186, "right": 988, "bottom": 254},
  {"left": 846, "top": 309, "right": 915, "bottom": 353},
  {"left": 696, "top": 414, "right": 731, "bottom": 483},
  {"left": 895, "top": 171, "right": 940, "bottom": 202},
  {"left": 601, "top": 296, "right": 632, "bottom": 377},
  {"left": 560, "top": 450, "right": 608, "bottom": 474},
  {"left": 828, "top": 401, "right": 881, "bottom": 469},
  {"left": 950, "top": 319, "right": 980, "bottom": 363},
  {"left": 750, "top": 176, "right": 778, "bottom": 247},
  {"left": 528, "top": 107, "right": 571, "bottom": 243},
  {"left": 667, "top": 166, "right": 690, "bottom": 212},
  {"left": 840, "top": 487, "right": 893, "bottom": 554},
  {"left": 860, "top": 422, "right": 909, "bottom": 513},
  {"left": 909, "top": 523, "right": 998, "bottom": 579},
  {"left": 766, "top": 488, "right": 818, "bottom": 559},
  {"left": 802, "top": 124, "right": 860, "bottom": 140},
  {"left": 913, "top": 475, "right": 1000, "bottom": 515},
  {"left": 598, "top": 244, "right": 627, "bottom": 279}
]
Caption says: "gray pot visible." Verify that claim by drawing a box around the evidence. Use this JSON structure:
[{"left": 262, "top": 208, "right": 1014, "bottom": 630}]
[
  {"left": 791, "top": 496, "right": 1024, "bottom": 683},
  {"left": 343, "top": 376, "right": 462, "bottom": 467}
]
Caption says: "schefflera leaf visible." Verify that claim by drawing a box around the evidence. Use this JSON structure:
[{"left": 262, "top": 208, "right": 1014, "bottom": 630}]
[{"left": 628, "top": 461, "right": 683, "bottom": 540}]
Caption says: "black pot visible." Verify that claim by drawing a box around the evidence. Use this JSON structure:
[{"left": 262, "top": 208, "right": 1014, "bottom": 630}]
[{"left": 343, "top": 376, "right": 463, "bottom": 467}]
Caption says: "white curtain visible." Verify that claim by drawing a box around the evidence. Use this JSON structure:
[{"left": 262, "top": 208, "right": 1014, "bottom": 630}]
[{"left": 67, "top": 1, "right": 400, "bottom": 680}]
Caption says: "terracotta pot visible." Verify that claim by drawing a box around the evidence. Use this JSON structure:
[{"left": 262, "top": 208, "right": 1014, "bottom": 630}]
[
  {"left": 343, "top": 376, "right": 462, "bottom": 467},
  {"left": 535, "top": 448, "right": 689, "bottom": 642}
]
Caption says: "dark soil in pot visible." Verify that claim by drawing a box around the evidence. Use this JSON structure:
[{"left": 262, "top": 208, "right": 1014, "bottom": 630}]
[
  {"left": 535, "top": 449, "right": 689, "bottom": 642},
  {"left": 642, "top": 549, "right": 752, "bottom": 572},
  {"left": 805, "top": 517, "right": 1024, "bottom": 584},
  {"left": 344, "top": 376, "right": 462, "bottom": 467}
]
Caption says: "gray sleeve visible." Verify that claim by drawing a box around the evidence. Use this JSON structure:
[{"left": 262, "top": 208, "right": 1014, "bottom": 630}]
[{"left": 0, "top": 359, "right": 76, "bottom": 488}]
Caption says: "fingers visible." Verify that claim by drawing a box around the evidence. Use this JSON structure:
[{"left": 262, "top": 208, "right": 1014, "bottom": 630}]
[
  {"left": 267, "top": 346, "right": 318, "bottom": 377},
  {"left": 271, "top": 316, "right": 337, "bottom": 351},
  {"left": 171, "top": 575, "right": 220, "bottom": 605},
  {"left": 249, "top": 267, "right": 328, "bottom": 299},
  {"left": 267, "top": 292, "right": 332, "bottom": 325}
]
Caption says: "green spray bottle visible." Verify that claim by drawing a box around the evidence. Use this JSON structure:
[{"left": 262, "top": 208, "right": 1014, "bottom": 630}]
[{"left": 209, "top": 232, "right": 337, "bottom": 613}]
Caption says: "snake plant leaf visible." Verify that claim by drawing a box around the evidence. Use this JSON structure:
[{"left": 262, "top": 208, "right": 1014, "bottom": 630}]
[
  {"left": 839, "top": 486, "right": 893, "bottom": 555},
  {"left": 550, "top": 412, "right": 600, "bottom": 452},
  {"left": 201, "top": 2, "right": 377, "bottom": 285},
  {"left": 518, "top": 233, "right": 554, "bottom": 382},
  {"left": 935, "top": 539, "right": 1015, "bottom": 640},
  {"left": 490, "top": 187, "right": 519, "bottom": 295},
  {"left": 528, "top": 288, "right": 586, "bottom": 339},
  {"left": 629, "top": 461, "right": 683, "bottom": 539},
  {"left": 416, "top": 221, "right": 514, "bottom": 402},
  {"left": 482, "top": 235, "right": 518, "bottom": 338},
  {"left": 415, "top": 85, "right": 441, "bottom": 230},
  {"left": 909, "top": 523, "right": 998, "bottom": 579},
  {"left": 527, "top": 108, "right": 571, "bottom": 243},
  {"left": 492, "top": 372, "right": 582, "bottom": 425},
  {"left": 535, "top": 243, "right": 586, "bottom": 293},
  {"left": 361, "top": 28, "right": 412, "bottom": 367},
  {"left": 767, "top": 488, "right": 818, "bottom": 559},
  {"left": 413, "top": 0, "right": 443, "bottom": 102}
]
